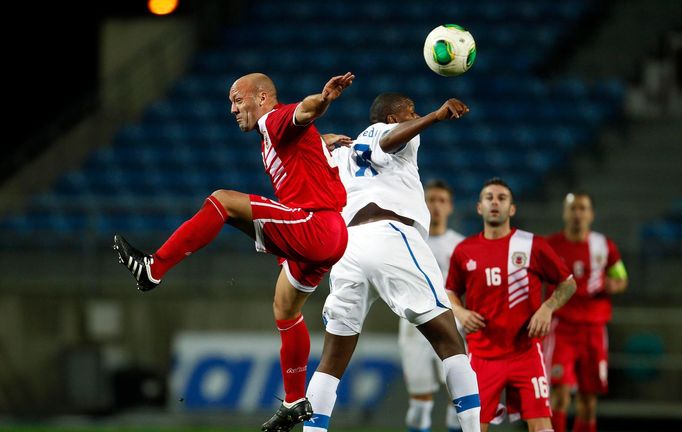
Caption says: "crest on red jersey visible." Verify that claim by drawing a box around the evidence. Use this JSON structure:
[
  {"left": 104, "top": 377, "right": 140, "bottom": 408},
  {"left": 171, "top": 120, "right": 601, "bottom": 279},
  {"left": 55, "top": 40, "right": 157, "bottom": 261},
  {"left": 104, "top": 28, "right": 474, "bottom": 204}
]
[
  {"left": 595, "top": 254, "right": 606, "bottom": 266},
  {"left": 551, "top": 364, "right": 564, "bottom": 379},
  {"left": 512, "top": 252, "right": 527, "bottom": 267},
  {"left": 466, "top": 259, "right": 477, "bottom": 271}
]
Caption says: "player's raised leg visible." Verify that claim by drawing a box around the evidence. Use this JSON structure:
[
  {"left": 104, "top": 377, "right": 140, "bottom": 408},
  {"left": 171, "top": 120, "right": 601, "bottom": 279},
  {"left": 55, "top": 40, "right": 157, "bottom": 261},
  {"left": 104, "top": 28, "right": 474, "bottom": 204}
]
[
  {"left": 113, "top": 189, "right": 252, "bottom": 291},
  {"left": 418, "top": 312, "right": 481, "bottom": 432}
]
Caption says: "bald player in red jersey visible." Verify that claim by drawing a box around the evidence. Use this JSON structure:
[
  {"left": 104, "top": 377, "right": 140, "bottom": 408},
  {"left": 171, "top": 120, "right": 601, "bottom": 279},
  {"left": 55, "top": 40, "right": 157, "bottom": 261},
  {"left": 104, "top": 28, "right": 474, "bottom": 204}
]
[
  {"left": 446, "top": 178, "right": 577, "bottom": 432},
  {"left": 544, "top": 192, "right": 628, "bottom": 432},
  {"left": 113, "top": 72, "right": 354, "bottom": 429}
]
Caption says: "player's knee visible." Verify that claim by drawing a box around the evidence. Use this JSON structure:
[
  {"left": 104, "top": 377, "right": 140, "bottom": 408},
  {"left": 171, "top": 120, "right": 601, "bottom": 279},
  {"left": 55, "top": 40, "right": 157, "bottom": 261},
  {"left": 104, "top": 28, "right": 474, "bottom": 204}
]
[
  {"left": 553, "top": 386, "right": 571, "bottom": 410},
  {"left": 577, "top": 393, "right": 597, "bottom": 416},
  {"left": 272, "top": 300, "right": 285, "bottom": 319},
  {"left": 528, "top": 418, "right": 553, "bottom": 432},
  {"left": 272, "top": 299, "right": 298, "bottom": 320},
  {"left": 212, "top": 188, "right": 246, "bottom": 211},
  {"left": 210, "top": 189, "right": 234, "bottom": 206}
]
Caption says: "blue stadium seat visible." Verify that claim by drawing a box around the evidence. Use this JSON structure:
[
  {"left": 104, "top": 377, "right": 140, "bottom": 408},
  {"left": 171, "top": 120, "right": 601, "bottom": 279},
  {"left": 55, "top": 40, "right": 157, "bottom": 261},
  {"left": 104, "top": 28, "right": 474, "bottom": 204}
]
[{"left": 1, "top": 0, "right": 625, "bottom": 240}]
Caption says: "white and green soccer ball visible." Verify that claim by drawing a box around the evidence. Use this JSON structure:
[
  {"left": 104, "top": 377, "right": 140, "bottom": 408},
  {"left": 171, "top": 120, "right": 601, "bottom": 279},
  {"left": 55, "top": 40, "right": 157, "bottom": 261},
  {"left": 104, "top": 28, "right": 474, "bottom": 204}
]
[{"left": 423, "top": 24, "right": 477, "bottom": 77}]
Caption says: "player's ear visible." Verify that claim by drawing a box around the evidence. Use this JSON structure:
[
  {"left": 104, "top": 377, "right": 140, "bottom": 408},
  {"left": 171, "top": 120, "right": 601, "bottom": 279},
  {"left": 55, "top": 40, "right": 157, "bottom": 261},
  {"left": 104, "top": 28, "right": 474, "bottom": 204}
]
[
  {"left": 386, "top": 114, "right": 397, "bottom": 124},
  {"left": 509, "top": 203, "right": 517, "bottom": 217},
  {"left": 476, "top": 201, "right": 482, "bottom": 216}
]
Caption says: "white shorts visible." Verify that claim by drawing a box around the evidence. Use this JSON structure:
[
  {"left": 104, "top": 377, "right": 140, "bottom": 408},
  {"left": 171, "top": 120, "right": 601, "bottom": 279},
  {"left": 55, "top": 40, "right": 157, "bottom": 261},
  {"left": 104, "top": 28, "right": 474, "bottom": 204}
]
[
  {"left": 398, "top": 316, "right": 467, "bottom": 395},
  {"left": 324, "top": 221, "right": 451, "bottom": 336}
]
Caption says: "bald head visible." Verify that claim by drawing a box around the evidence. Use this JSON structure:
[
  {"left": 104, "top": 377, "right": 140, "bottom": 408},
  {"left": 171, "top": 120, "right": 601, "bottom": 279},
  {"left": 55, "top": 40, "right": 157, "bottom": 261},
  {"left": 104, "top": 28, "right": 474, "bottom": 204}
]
[
  {"left": 229, "top": 73, "right": 279, "bottom": 132},
  {"left": 233, "top": 73, "right": 277, "bottom": 98}
]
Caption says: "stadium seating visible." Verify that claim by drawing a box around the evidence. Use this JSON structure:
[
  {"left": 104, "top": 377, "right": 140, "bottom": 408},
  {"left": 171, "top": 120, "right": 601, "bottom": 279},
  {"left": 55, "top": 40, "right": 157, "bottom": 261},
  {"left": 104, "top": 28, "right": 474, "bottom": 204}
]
[
  {"left": 641, "top": 198, "right": 682, "bottom": 258},
  {"left": 0, "top": 0, "right": 625, "bottom": 238}
]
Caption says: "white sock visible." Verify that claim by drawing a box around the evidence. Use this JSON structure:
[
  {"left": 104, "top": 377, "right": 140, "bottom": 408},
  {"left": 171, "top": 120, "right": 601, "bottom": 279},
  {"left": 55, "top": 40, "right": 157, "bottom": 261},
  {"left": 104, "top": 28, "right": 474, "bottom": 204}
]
[
  {"left": 446, "top": 403, "right": 463, "bottom": 432},
  {"left": 443, "top": 355, "right": 481, "bottom": 432},
  {"left": 406, "top": 398, "right": 433, "bottom": 431},
  {"left": 303, "top": 372, "right": 339, "bottom": 432}
]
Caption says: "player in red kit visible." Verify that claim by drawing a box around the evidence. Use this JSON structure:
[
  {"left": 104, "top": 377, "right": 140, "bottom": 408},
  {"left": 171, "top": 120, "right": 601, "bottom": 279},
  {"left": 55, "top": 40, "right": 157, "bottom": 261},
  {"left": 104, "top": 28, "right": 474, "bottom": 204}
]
[
  {"left": 112, "top": 72, "right": 354, "bottom": 430},
  {"left": 446, "top": 178, "right": 577, "bottom": 432},
  {"left": 545, "top": 192, "right": 628, "bottom": 432}
]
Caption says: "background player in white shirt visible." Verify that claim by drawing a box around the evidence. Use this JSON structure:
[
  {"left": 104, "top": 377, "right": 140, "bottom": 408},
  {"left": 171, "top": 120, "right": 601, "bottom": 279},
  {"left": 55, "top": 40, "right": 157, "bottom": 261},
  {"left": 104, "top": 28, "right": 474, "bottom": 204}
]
[
  {"left": 302, "top": 93, "right": 481, "bottom": 432},
  {"left": 399, "top": 179, "right": 466, "bottom": 432}
]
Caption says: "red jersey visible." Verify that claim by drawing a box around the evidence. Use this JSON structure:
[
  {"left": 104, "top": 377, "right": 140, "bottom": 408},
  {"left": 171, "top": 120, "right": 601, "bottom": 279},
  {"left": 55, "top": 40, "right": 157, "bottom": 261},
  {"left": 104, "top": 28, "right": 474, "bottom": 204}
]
[
  {"left": 546, "top": 231, "right": 621, "bottom": 324},
  {"left": 446, "top": 228, "right": 572, "bottom": 359},
  {"left": 257, "top": 103, "right": 346, "bottom": 211}
]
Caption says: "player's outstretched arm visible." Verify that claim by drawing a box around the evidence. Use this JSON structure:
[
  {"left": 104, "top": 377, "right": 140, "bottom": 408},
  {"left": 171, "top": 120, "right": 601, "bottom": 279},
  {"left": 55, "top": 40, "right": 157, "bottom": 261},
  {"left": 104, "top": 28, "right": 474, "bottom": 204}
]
[
  {"left": 527, "top": 277, "right": 577, "bottom": 338},
  {"left": 379, "top": 98, "right": 469, "bottom": 153},
  {"left": 295, "top": 72, "right": 355, "bottom": 125}
]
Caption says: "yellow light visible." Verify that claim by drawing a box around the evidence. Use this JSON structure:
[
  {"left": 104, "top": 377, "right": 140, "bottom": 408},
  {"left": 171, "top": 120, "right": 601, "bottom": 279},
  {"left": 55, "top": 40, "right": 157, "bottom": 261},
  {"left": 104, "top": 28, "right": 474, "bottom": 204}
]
[{"left": 148, "top": 0, "right": 179, "bottom": 16}]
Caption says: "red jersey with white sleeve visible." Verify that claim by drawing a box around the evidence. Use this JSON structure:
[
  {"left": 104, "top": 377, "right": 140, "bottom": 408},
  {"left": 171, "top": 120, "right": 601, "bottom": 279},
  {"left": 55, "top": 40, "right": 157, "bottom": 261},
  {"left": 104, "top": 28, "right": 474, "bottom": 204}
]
[
  {"left": 257, "top": 103, "right": 346, "bottom": 211},
  {"left": 446, "top": 228, "right": 572, "bottom": 359},
  {"left": 546, "top": 231, "right": 621, "bottom": 324}
]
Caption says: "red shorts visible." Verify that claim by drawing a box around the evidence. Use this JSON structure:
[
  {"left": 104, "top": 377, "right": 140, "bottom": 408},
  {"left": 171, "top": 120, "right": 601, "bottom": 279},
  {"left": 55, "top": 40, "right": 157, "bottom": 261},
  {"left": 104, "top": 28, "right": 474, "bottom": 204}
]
[
  {"left": 250, "top": 195, "right": 348, "bottom": 291},
  {"left": 545, "top": 319, "right": 609, "bottom": 394},
  {"left": 470, "top": 343, "right": 551, "bottom": 423}
]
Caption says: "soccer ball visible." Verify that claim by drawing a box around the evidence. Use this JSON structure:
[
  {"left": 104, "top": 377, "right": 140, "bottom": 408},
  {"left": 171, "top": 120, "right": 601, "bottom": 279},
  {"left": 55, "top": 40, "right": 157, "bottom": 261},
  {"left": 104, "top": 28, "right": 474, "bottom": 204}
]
[{"left": 423, "top": 24, "right": 477, "bottom": 77}]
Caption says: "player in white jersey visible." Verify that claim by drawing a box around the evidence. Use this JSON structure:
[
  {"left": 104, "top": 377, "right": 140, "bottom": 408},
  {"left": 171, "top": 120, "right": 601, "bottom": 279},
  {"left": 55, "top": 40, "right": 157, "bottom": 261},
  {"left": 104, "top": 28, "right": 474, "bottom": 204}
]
[
  {"left": 398, "top": 179, "right": 466, "bottom": 432},
  {"left": 301, "top": 94, "right": 481, "bottom": 432}
]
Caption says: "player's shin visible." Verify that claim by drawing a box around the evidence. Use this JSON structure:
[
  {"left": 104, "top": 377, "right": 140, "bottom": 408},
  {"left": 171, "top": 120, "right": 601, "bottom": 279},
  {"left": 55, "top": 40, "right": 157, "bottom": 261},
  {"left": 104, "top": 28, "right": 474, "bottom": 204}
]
[
  {"left": 277, "top": 315, "right": 311, "bottom": 403},
  {"left": 406, "top": 398, "right": 434, "bottom": 432},
  {"left": 152, "top": 196, "right": 228, "bottom": 279},
  {"left": 303, "top": 372, "right": 339, "bottom": 432},
  {"left": 443, "top": 354, "right": 481, "bottom": 432}
]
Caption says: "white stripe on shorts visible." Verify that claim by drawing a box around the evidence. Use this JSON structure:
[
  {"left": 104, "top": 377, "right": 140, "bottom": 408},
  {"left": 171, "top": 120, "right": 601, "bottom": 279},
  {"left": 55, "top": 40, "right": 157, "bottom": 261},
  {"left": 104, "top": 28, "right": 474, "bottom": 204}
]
[
  {"left": 255, "top": 213, "right": 314, "bottom": 225},
  {"left": 251, "top": 201, "right": 301, "bottom": 211}
]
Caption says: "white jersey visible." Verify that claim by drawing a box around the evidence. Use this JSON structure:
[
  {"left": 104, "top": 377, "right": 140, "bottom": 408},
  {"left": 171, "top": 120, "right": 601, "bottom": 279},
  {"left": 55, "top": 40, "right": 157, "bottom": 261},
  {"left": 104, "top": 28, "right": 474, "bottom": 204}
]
[
  {"left": 333, "top": 122, "right": 430, "bottom": 239},
  {"left": 427, "top": 229, "right": 465, "bottom": 279}
]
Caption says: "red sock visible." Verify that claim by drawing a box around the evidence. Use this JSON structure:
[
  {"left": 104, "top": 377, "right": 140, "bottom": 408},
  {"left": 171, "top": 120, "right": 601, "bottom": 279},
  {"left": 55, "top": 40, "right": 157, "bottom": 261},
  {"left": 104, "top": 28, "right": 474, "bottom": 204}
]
[
  {"left": 276, "top": 315, "right": 310, "bottom": 403},
  {"left": 573, "top": 418, "right": 596, "bottom": 432},
  {"left": 552, "top": 410, "right": 567, "bottom": 432},
  {"left": 587, "top": 420, "right": 596, "bottom": 432},
  {"left": 151, "top": 196, "right": 228, "bottom": 279}
]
